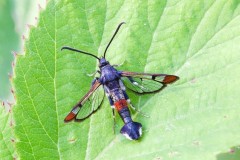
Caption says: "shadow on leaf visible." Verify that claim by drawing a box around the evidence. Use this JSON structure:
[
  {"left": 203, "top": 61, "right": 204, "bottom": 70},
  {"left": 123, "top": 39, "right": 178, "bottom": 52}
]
[{"left": 216, "top": 145, "right": 240, "bottom": 160}]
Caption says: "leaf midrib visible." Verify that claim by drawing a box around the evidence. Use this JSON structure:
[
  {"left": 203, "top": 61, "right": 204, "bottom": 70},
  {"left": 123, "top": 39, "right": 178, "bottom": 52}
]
[{"left": 53, "top": 2, "right": 61, "bottom": 159}]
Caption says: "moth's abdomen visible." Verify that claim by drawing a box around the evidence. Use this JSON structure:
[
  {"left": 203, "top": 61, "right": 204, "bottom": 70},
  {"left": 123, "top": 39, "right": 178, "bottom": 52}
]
[
  {"left": 120, "top": 122, "right": 142, "bottom": 140},
  {"left": 114, "top": 99, "right": 132, "bottom": 124},
  {"left": 114, "top": 99, "right": 128, "bottom": 111}
]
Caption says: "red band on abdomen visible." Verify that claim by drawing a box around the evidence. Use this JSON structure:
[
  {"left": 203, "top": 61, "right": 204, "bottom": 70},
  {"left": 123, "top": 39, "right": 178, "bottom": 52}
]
[{"left": 114, "top": 99, "right": 128, "bottom": 111}]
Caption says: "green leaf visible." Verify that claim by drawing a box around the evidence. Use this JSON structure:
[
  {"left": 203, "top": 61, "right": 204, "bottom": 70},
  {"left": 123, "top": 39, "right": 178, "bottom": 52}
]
[
  {"left": 0, "top": 102, "right": 15, "bottom": 159},
  {"left": 13, "top": 0, "right": 240, "bottom": 159},
  {"left": 0, "top": 0, "right": 19, "bottom": 100}
]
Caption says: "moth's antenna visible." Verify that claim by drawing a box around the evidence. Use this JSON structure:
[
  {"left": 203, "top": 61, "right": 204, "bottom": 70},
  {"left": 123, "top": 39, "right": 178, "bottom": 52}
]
[
  {"left": 103, "top": 22, "right": 125, "bottom": 58},
  {"left": 61, "top": 46, "right": 100, "bottom": 60}
]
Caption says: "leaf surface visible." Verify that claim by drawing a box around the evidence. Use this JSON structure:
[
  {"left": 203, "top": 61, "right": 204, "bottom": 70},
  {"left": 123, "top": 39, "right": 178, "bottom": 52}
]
[
  {"left": 13, "top": 0, "right": 240, "bottom": 159},
  {"left": 0, "top": 103, "right": 15, "bottom": 159}
]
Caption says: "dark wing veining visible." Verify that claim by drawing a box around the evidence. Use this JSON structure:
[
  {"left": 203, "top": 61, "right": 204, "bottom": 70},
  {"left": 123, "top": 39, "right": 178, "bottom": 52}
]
[
  {"left": 64, "top": 79, "right": 105, "bottom": 122},
  {"left": 120, "top": 71, "right": 179, "bottom": 94}
]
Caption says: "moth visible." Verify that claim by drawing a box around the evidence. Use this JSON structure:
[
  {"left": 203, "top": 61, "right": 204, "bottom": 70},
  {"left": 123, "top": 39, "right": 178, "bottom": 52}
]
[{"left": 61, "top": 22, "right": 179, "bottom": 140}]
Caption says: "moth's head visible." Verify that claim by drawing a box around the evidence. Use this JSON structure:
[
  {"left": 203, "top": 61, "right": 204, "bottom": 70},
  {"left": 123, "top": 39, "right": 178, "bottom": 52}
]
[{"left": 99, "top": 57, "right": 109, "bottom": 68}]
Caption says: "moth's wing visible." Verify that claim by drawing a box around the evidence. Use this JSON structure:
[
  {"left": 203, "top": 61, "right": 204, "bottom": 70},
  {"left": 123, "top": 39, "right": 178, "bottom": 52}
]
[
  {"left": 64, "top": 79, "right": 105, "bottom": 122},
  {"left": 120, "top": 71, "right": 179, "bottom": 94}
]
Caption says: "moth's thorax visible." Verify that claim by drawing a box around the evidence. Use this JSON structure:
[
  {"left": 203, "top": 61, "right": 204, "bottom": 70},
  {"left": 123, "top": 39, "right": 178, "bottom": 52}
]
[{"left": 100, "top": 64, "right": 120, "bottom": 84}]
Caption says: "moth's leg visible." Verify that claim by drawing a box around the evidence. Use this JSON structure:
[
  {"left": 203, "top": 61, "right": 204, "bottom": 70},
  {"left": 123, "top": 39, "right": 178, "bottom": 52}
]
[
  {"left": 112, "top": 60, "right": 125, "bottom": 68},
  {"left": 124, "top": 93, "right": 149, "bottom": 117},
  {"left": 119, "top": 79, "right": 149, "bottom": 117},
  {"left": 108, "top": 95, "right": 117, "bottom": 133},
  {"left": 104, "top": 85, "right": 117, "bottom": 133},
  {"left": 87, "top": 70, "right": 101, "bottom": 77},
  {"left": 112, "top": 108, "right": 116, "bottom": 134},
  {"left": 127, "top": 98, "right": 149, "bottom": 118},
  {"left": 91, "top": 77, "right": 100, "bottom": 86}
]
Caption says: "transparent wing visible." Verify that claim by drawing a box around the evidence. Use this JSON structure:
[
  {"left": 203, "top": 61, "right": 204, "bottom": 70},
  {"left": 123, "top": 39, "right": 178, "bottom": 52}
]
[
  {"left": 64, "top": 79, "right": 105, "bottom": 122},
  {"left": 120, "top": 71, "right": 179, "bottom": 94}
]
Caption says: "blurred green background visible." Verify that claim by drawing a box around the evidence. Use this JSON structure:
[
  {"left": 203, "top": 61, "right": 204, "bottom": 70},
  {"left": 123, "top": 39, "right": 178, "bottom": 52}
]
[{"left": 0, "top": 0, "right": 45, "bottom": 101}]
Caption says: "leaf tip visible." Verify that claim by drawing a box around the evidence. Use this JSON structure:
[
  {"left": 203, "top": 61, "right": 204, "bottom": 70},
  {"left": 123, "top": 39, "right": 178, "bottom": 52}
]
[
  {"left": 22, "top": 35, "right": 26, "bottom": 40},
  {"left": 11, "top": 61, "right": 15, "bottom": 68},
  {"left": 2, "top": 101, "right": 5, "bottom": 107},
  {"left": 11, "top": 51, "right": 18, "bottom": 58},
  {"left": 6, "top": 101, "right": 13, "bottom": 107},
  {"left": 27, "top": 24, "right": 34, "bottom": 30},
  {"left": 38, "top": 3, "right": 43, "bottom": 11},
  {"left": 33, "top": 17, "right": 39, "bottom": 26},
  {"left": 10, "top": 88, "right": 14, "bottom": 94}
]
